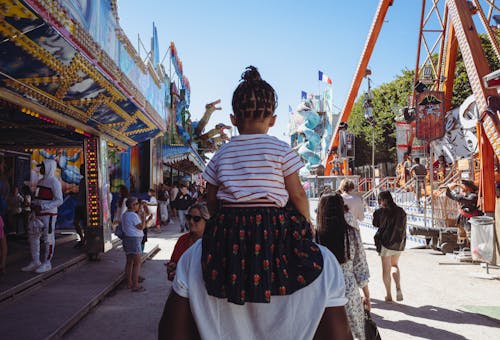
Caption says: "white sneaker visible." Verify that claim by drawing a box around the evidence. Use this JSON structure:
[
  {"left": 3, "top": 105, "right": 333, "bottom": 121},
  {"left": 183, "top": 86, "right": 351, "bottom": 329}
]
[
  {"left": 35, "top": 262, "right": 52, "bottom": 273},
  {"left": 21, "top": 261, "right": 41, "bottom": 272}
]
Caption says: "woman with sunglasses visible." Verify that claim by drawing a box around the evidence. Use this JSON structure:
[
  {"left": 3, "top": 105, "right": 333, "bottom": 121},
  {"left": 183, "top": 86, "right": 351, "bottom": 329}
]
[{"left": 166, "top": 203, "right": 209, "bottom": 281}]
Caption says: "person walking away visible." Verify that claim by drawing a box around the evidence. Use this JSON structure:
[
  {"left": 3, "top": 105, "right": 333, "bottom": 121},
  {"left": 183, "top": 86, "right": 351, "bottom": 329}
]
[
  {"left": 22, "top": 160, "right": 63, "bottom": 273},
  {"left": 20, "top": 185, "right": 32, "bottom": 235},
  {"left": 339, "top": 178, "right": 365, "bottom": 227},
  {"left": 169, "top": 182, "right": 179, "bottom": 219},
  {"left": 175, "top": 184, "right": 192, "bottom": 232},
  {"left": 159, "top": 66, "right": 351, "bottom": 340},
  {"left": 0, "top": 215, "right": 7, "bottom": 274},
  {"left": 121, "top": 197, "right": 147, "bottom": 292},
  {"left": 73, "top": 164, "right": 86, "bottom": 248},
  {"left": 316, "top": 193, "right": 371, "bottom": 339},
  {"left": 6, "top": 185, "right": 23, "bottom": 235},
  {"left": 411, "top": 157, "right": 427, "bottom": 206},
  {"left": 166, "top": 203, "right": 209, "bottom": 281},
  {"left": 372, "top": 191, "right": 407, "bottom": 302}
]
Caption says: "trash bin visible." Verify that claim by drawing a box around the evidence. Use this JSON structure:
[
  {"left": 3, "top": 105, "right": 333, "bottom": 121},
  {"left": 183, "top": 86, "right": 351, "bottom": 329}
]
[{"left": 470, "top": 216, "right": 495, "bottom": 263}]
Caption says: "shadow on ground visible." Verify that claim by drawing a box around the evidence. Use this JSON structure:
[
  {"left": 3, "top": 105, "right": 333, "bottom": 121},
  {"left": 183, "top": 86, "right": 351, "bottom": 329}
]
[{"left": 371, "top": 298, "right": 500, "bottom": 339}]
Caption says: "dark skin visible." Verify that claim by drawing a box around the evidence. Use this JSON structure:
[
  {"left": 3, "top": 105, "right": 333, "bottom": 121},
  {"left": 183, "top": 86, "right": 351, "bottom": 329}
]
[{"left": 158, "top": 291, "right": 353, "bottom": 340}]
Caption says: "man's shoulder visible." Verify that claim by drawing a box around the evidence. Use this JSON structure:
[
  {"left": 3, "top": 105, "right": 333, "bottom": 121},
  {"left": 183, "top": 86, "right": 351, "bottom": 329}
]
[{"left": 178, "top": 240, "right": 202, "bottom": 268}]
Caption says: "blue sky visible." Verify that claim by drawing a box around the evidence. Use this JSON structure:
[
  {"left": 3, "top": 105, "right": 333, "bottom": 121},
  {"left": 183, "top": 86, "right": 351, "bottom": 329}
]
[{"left": 118, "top": 0, "right": 422, "bottom": 141}]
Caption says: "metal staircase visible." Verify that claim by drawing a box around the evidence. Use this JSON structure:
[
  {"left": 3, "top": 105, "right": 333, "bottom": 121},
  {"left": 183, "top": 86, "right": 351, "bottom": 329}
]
[{"left": 359, "top": 170, "right": 462, "bottom": 251}]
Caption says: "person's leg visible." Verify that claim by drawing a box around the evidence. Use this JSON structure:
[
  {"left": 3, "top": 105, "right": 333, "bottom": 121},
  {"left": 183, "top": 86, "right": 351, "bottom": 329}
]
[
  {"left": 178, "top": 210, "right": 186, "bottom": 232},
  {"left": 15, "top": 213, "right": 21, "bottom": 234},
  {"left": 0, "top": 236, "right": 7, "bottom": 273},
  {"left": 74, "top": 220, "right": 84, "bottom": 241},
  {"left": 45, "top": 216, "right": 56, "bottom": 262},
  {"left": 381, "top": 255, "right": 393, "bottom": 301},
  {"left": 22, "top": 219, "right": 41, "bottom": 271},
  {"left": 125, "top": 254, "right": 134, "bottom": 288},
  {"left": 36, "top": 216, "right": 55, "bottom": 273},
  {"left": 391, "top": 253, "right": 403, "bottom": 301},
  {"left": 132, "top": 253, "right": 142, "bottom": 289}
]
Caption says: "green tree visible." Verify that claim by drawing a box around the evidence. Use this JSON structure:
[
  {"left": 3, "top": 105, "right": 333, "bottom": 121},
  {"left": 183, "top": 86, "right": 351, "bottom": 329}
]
[{"left": 349, "top": 69, "right": 414, "bottom": 167}]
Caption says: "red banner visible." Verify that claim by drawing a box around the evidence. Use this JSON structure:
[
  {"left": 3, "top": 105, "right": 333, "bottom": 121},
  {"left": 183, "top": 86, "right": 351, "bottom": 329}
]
[{"left": 416, "top": 91, "right": 445, "bottom": 141}]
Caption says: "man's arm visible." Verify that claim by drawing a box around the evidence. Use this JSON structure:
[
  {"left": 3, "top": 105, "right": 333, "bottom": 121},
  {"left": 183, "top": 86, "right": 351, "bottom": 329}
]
[
  {"left": 313, "top": 306, "right": 353, "bottom": 340},
  {"left": 158, "top": 292, "right": 200, "bottom": 340}
]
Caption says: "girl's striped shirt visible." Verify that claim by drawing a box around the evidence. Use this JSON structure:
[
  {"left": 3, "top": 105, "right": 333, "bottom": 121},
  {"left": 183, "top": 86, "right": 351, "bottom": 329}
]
[{"left": 202, "top": 134, "right": 303, "bottom": 207}]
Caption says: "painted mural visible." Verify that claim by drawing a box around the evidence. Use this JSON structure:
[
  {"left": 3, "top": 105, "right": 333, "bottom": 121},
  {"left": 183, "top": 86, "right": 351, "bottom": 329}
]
[{"left": 31, "top": 148, "right": 84, "bottom": 228}]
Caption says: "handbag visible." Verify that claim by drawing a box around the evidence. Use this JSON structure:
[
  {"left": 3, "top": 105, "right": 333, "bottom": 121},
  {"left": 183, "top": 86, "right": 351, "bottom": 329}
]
[
  {"left": 364, "top": 310, "right": 381, "bottom": 340},
  {"left": 114, "top": 222, "right": 126, "bottom": 239}
]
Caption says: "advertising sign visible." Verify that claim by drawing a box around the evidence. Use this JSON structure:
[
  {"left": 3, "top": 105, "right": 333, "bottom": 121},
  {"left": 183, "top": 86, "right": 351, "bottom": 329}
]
[{"left": 416, "top": 91, "right": 445, "bottom": 141}]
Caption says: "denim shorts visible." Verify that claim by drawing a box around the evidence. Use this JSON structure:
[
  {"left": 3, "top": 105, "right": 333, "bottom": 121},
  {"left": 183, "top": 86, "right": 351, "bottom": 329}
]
[{"left": 122, "top": 236, "right": 142, "bottom": 255}]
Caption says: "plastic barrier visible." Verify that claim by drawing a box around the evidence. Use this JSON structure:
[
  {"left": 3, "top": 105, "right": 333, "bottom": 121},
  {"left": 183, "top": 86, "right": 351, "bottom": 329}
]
[{"left": 470, "top": 216, "right": 495, "bottom": 263}]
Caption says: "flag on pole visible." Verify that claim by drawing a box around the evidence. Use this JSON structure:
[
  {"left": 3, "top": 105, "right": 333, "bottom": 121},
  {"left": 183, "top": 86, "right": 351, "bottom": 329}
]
[
  {"left": 301, "top": 91, "right": 307, "bottom": 100},
  {"left": 318, "top": 70, "right": 332, "bottom": 85},
  {"left": 289, "top": 105, "right": 293, "bottom": 113}
]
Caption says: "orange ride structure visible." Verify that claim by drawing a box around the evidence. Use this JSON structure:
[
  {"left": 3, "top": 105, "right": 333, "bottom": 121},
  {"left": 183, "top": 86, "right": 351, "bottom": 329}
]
[{"left": 325, "top": 0, "right": 500, "bottom": 218}]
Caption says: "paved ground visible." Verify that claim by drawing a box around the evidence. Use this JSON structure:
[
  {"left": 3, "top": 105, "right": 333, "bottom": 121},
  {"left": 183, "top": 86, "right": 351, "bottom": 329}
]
[
  {"left": 65, "top": 219, "right": 500, "bottom": 340},
  {"left": 65, "top": 222, "right": 181, "bottom": 340}
]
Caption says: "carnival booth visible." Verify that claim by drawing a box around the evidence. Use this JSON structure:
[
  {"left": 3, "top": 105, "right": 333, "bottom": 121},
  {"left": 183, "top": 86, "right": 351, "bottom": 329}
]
[{"left": 0, "top": 0, "right": 167, "bottom": 258}]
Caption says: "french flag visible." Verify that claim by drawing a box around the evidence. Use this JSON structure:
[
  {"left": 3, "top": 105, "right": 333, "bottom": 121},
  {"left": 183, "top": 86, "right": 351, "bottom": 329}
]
[{"left": 318, "top": 71, "right": 332, "bottom": 85}]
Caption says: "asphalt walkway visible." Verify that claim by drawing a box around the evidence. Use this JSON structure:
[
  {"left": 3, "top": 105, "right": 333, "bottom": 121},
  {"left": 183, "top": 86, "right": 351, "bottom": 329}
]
[{"left": 67, "top": 220, "right": 500, "bottom": 340}]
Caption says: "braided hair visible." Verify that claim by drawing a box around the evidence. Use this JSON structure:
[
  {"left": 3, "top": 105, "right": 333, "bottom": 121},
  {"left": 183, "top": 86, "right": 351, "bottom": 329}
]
[{"left": 231, "top": 66, "right": 278, "bottom": 122}]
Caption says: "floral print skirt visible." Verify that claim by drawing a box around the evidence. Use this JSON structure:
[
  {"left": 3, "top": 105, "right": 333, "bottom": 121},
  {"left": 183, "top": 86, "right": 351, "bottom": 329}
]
[{"left": 201, "top": 205, "right": 323, "bottom": 305}]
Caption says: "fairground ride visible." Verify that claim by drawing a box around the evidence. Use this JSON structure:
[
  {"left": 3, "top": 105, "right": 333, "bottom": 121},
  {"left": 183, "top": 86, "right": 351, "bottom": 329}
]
[{"left": 324, "top": 0, "right": 500, "bottom": 216}]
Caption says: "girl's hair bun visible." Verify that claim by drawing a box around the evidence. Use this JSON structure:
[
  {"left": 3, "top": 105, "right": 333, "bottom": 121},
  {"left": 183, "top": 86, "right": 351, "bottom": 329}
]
[{"left": 241, "top": 66, "right": 261, "bottom": 82}]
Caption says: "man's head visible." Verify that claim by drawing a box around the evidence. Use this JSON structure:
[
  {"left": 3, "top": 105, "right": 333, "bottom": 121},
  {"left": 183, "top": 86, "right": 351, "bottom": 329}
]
[{"left": 414, "top": 157, "right": 421, "bottom": 164}]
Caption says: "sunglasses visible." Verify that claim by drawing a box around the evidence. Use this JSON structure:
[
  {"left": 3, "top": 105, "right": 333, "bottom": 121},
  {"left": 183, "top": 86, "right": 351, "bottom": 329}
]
[{"left": 186, "top": 214, "right": 203, "bottom": 222}]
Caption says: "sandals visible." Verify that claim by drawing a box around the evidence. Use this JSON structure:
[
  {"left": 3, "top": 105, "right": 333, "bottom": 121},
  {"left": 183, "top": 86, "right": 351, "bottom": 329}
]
[
  {"left": 396, "top": 289, "right": 404, "bottom": 301},
  {"left": 138, "top": 276, "right": 146, "bottom": 283},
  {"left": 132, "top": 286, "right": 146, "bottom": 292}
]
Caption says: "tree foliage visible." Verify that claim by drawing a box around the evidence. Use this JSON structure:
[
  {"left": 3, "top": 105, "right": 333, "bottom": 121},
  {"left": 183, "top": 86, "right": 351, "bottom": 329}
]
[{"left": 348, "top": 69, "right": 414, "bottom": 166}]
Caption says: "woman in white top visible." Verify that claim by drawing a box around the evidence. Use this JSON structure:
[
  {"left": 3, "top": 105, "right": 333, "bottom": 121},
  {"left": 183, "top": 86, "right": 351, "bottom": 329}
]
[{"left": 121, "top": 197, "right": 146, "bottom": 292}]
